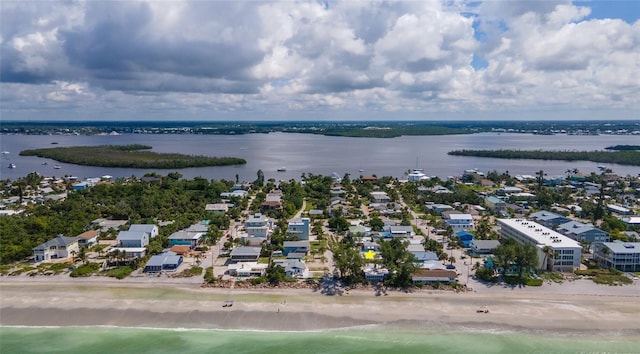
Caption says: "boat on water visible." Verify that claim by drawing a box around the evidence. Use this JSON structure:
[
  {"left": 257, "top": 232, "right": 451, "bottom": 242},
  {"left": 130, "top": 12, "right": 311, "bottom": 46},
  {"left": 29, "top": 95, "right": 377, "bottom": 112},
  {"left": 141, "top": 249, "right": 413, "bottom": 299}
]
[
  {"left": 8, "top": 163, "right": 16, "bottom": 169},
  {"left": 53, "top": 165, "right": 61, "bottom": 169},
  {"left": 359, "top": 169, "right": 365, "bottom": 172},
  {"left": 1, "top": 151, "right": 9, "bottom": 155},
  {"left": 277, "top": 167, "right": 286, "bottom": 172},
  {"left": 42, "top": 162, "right": 49, "bottom": 165}
]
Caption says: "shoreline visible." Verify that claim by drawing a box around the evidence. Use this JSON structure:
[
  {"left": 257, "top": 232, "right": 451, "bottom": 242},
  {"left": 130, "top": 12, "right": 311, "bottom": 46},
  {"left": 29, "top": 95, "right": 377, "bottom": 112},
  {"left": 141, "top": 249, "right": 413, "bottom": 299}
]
[{"left": 2, "top": 277, "right": 640, "bottom": 333}]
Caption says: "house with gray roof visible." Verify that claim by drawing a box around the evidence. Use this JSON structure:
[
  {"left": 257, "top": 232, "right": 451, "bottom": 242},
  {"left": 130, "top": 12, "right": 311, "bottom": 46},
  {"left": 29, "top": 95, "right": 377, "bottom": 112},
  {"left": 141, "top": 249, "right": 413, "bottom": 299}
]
[
  {"left": 387, "top": 225, "right": 414, "bottom": 238},
  {"left": 470, "top": 240, "right": 501, "bottom": 254},
  {"left": 33, "top": 235, "right": 80, "bottom": 262},
  {"left": 230, "top": 246, "right": 261, "bottom": 262},
  {"left": 117, "top": 231, "right": 149, "bottom": 248},
  {"left": 557, "top": 221, "right": 610, "bottom": 243},
  {"left": 283, "top": 241, "right": 310, "bottom": 256},
  {"left": 143, "top": 251, "right": 183, "bottom": 273},
  {"left": 529, "top": 211, "right": 571, "bottom": 229},
  {"left": 128, "top": 224, "right": 159, "bottom": 238},
  {"left": 593, "top": 242, "right": 640, "bottom": 272},
  {"left": 274, "top": 259, "right": 309, "bottom": 278}
]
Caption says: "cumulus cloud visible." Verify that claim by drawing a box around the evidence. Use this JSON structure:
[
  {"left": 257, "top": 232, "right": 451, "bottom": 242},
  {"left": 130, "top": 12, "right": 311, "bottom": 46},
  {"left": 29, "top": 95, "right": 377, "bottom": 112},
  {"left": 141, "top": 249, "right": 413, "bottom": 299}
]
[{"left": 0, "top": 0, "right": 638, "bottom": 120}]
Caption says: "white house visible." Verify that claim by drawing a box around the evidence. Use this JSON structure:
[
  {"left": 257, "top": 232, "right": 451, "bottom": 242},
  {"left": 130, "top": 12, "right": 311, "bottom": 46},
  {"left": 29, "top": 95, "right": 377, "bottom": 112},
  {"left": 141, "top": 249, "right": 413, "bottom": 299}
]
[
  {"left": 245, "top": 213, "right": 271, "bottom": 238},
  {"left": 444, "top": 213, "right": 474, "bottom": 232},
  {"left": 33, "top": 235, "right": 80, "bottom": 262}
]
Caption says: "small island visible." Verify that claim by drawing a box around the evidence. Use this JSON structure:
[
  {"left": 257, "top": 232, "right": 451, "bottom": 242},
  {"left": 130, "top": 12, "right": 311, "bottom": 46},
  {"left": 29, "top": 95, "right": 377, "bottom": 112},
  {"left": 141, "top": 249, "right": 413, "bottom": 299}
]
[
  {"left": 19, "top": 144, "right": 246, "bottom": 168},
  {"left": 448, "top": 149, "right": 640, "bottom": 167},
  {"left": 605, "top": 145, "right": 640, "bottom": 151}
]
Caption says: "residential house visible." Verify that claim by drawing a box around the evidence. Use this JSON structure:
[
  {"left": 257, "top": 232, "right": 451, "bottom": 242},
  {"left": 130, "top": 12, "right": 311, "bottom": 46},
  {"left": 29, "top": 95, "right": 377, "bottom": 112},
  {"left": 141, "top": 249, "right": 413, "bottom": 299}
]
[
  {"left": 220, "top": 190, "right": 248, "bottom": 198},
  {"left": 274, "top": 259, "right": 309, "bottom": 278},
  {"left": 529, "top": 211, "right": 571, "bottom": 229},
  {"left": 261, "top": 190, "right": 283, "bottom": 212},
  {"left": 128, "top": 224, "right": 159, "bottom": 239},
  {"left": 283, "top": 241, "right": 310, "bottom": 256},
  {"left": 428, "top": 203, "right": 454, "bottom": 215},
  {"left": 245, "top": 213, "right": 272, "bottom": 238},
  {"left": 607, "top": 204, "right": 633, "bottom": 215},
  {"left": 287, "top": 218, "right": 310, "bottom": 240},
  {"left": 116, "top": 231, "right": 149, "bottom": 248},
  {"left": 363, "top": 264, "right": 389, "bottom": 282},
  {"left": 484, "top": 197, "right": 506, "bottom": 214},
  {"left": 143, "top": 251, "right": 183, "bottom": 273},
  {"left": 227, "top": 262, "right": 268, "bottom": 277},
  {"left": 371, "top": 191, "right": 390, "bottom": 203},
  {"left": 593, "top": 242, "right": 640, "bottom": 272},
  {"left": 76, "top": 230, "right": 99, "bottom": 248},
  {"left": 229, "top": 246, "right": 261, "bottom": 262},
  {"left": 115, "top": 231, "right": 149, "bottom": 258},
  {"left": 470, "top": 240, "right": 500, "bottom": 254},
  {"left": 455, "top": 231, "right": 474, "bottom": 247},
  {"left": 444, "top": 213, "right": 474, "bottom": 232},
  {"left": 33, "top": 235, "right": 80, "bottom": 262},
  {"left": 168, "top": 230, "right": 203, "bottom": 248},
  {"left": 387, "top": 225, "right": 415, "bottom": 238},
  {"left": 411, "top": 269, "right": 458, "bottom": 284},
  {"left": 205, "top": 203, "right": 229, "bottom": 215},
  {"left": 557, "top": 221, "right": 610, "bottom": 243}
]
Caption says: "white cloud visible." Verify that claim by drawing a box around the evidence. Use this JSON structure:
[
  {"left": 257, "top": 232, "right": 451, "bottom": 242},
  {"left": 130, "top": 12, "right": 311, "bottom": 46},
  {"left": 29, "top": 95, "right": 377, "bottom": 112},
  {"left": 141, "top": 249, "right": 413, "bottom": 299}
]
[{"left": 0, "top": 1, "right": 638, "bottom": 120}]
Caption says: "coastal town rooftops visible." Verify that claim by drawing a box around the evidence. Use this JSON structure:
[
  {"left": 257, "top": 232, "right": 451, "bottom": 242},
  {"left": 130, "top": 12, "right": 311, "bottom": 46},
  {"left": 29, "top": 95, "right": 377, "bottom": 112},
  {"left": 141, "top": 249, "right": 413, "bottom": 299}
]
[{"left": 499, "top": 219, "right": 581, "bottom": 248}]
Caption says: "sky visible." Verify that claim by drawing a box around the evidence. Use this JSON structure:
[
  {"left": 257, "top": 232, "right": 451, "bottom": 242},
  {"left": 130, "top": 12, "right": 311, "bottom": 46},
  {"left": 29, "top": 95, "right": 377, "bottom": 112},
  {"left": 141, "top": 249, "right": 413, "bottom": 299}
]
[{"left": 1, "top": 0, "right": 639, "bottom": 122}]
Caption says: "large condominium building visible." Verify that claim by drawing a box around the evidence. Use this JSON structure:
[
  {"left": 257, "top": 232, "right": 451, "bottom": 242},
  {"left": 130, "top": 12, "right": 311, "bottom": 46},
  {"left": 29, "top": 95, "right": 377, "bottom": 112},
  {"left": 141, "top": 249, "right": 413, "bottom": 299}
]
[{"left": 498, "top": 219, "right": 582, "bottom": 272}]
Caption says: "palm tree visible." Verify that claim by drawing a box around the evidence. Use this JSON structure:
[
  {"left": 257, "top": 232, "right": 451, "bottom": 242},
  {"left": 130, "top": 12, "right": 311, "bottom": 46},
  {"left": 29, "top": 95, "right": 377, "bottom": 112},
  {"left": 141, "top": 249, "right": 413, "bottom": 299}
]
[{"left": 541, "top": 246, "right": 553, "bottom": 272}]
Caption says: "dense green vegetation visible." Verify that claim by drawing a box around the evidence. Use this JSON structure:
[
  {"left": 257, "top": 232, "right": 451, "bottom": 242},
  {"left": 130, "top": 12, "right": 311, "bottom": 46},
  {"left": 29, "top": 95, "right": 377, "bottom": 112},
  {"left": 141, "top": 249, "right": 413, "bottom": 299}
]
[
  {"left": 19, "top": 144, "right": 246, "bottom": 168},
  {"left": 0, "top": 174, "right": 234, "bottom": 264},
  {"left": 605, "top": 145, "right": 640, "bottom": 151},
  {"left": 448, "top": 149, "right": 640, "bottom": 166}
]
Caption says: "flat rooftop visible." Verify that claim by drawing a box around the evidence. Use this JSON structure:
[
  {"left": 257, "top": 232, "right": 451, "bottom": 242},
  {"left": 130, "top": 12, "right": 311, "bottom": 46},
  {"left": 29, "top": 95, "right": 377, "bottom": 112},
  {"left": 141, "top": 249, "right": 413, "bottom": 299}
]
[{"left": 499, "top": 219, "right": 581, "bottom": 248}]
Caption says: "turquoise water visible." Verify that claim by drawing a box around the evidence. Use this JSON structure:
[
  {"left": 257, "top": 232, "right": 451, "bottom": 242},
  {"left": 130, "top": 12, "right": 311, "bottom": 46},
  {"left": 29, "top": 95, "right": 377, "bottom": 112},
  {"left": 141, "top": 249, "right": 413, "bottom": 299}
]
[{"left": 1, "top": 325, "right": 639, "bottom": 354}]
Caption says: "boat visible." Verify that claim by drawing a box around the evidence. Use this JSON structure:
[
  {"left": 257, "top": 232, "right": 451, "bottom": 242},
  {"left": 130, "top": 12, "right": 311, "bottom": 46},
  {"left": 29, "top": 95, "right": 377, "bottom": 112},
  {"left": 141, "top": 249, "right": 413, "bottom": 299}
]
[
  {"left": 8, "top": 163, "right": 16, "bottom": 169},
  {"left": 359, "top": 169, "right": 365, "bottom": 172},
  {"left": 53, "top": 165, "right": 61, "bottom": 169},
  {"left": 42, "top": 162, "right": 48, "bottom": 165},
  {"left": 1, "top": 151, "right": 9, "bottom": 155},
  {"left": 277, "top": 167, "right": 286, "bottom": 172}
]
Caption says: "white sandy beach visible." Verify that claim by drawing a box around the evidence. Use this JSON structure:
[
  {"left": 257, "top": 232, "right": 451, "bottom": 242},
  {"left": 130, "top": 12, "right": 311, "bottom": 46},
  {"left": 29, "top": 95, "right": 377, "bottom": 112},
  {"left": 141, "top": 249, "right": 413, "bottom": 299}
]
[{"left": 2, "top": 275, "right": 639, "bottom": 332}]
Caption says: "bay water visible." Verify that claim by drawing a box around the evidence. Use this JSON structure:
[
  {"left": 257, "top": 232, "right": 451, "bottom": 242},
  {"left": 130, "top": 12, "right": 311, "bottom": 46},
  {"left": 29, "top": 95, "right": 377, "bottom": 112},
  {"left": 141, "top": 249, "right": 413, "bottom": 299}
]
[{"left": 1, "top": 132, "right": 639, "bottom": 181}]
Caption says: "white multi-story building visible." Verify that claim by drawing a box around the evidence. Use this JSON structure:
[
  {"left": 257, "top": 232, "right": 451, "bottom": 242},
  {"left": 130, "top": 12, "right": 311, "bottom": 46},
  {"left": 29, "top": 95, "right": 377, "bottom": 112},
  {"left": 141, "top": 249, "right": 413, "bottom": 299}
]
[
  {"left": 498, "top": 219, "right": 582, "bottom": 272},
  {"left": 444, "top": 213, "right": 474, "bottom": 232},
  {"left": 593, "top": 242, "right": 640, "bottom": 272},
  {"left": 287, "top": 217, "right": 310, "bottom": 240},
  {"left": 244, "top": 213, "right": 272, "bottom": 238}
]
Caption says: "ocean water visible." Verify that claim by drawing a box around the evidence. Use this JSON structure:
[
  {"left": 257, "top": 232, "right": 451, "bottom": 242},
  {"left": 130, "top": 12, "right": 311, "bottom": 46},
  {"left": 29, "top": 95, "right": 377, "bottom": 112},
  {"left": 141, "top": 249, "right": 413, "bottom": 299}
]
[{"left": 1, "top": 325, "right": 639, "bottom": 354}]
